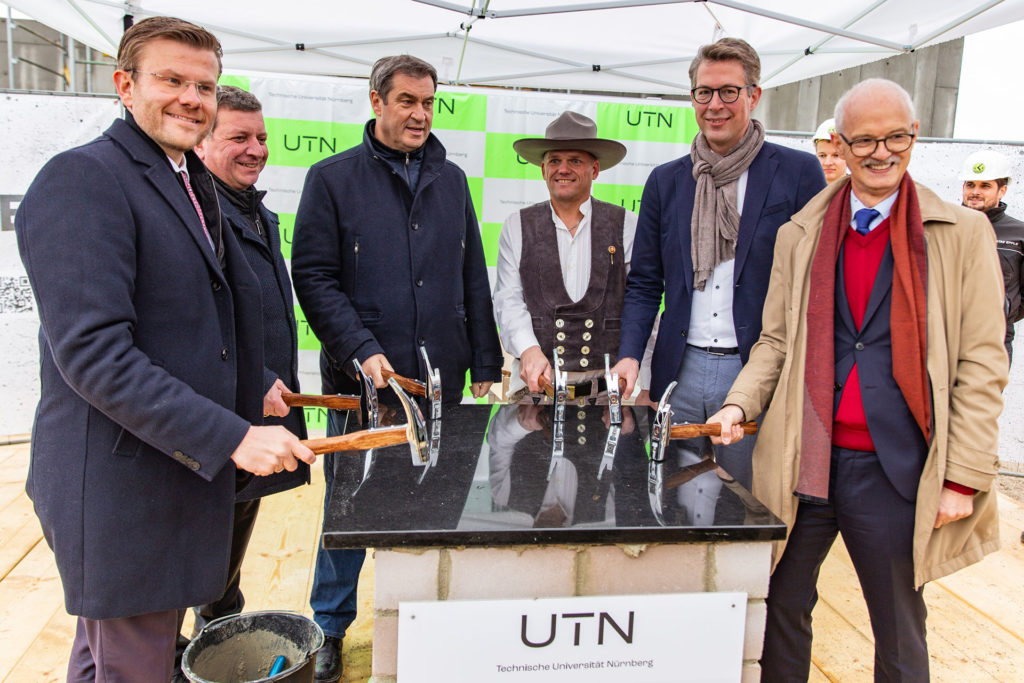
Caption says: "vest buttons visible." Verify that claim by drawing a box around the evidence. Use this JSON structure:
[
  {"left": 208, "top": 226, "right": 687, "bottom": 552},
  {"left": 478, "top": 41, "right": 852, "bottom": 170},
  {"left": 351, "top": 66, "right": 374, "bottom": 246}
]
[
  {"left": 557, "top": 357, "right": 565, "bottom": 367},
  {"left": 577, "top": 424, "right": 586, "bottom": 433},
  {"left": 556, "top": 332, "right": 566, "bottom": 341},
  {"left": 582, "top": 331, "right": 591, "bottom": 341},
  {"left": 555, "top": 319, "right": 565, "bottom": 328},
  {"left": 556, "top": 345, "right": 565, "bottom": 354},
  {"left": 577, "top": 436, "right": 587, "bottom": 445},
  {"left": 855, "top": 342, "right": 865, "bottom": 351},
  {"left": 579, "top": 358, "right": 589, "bottom": 367},
  {"left": 581, "top": 346, "right": 591, "bottom": 355},
  {"left": 577, "top": 410, "right": 586, "bottom": 420},
  {"left": 584, "top": 319, "right": 594, "bottom": 328}
]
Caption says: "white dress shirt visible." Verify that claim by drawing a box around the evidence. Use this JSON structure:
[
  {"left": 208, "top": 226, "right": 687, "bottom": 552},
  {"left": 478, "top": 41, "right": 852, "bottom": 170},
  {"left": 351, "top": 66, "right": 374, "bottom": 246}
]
[
  {"left": 850, "top": 190, "right": 899, "bottom": 232},
  {"left": 687, "top": 170, "right": 748, "bottom": 348}
]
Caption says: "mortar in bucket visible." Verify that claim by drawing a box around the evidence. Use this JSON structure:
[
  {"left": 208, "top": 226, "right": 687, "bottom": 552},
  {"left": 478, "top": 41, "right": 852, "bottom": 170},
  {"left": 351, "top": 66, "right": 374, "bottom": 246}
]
[{"left": 182, "top": 610, "right": 324, "bottom": 683}]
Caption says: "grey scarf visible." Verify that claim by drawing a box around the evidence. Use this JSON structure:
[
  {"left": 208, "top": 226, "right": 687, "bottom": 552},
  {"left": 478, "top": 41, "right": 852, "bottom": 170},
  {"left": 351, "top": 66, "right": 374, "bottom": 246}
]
[{"left": 690, "top": 120, "right": 765, "bottom": 291}]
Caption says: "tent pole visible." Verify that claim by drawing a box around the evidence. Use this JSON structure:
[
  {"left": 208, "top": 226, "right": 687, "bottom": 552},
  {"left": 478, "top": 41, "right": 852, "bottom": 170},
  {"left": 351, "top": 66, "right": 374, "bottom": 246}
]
[
  {"left": 762, "top": 0, "right": 889, "bottom": 85},
  {"left": 910, "top": 0, "right": 1006, "bottom": 49},
  {"left": 6, "top": 6, "right": 15, "bottom": 90}
]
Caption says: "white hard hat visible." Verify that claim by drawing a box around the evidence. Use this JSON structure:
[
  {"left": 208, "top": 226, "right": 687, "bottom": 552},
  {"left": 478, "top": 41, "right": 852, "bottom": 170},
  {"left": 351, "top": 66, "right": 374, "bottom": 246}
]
[
  {"left": 813, "top": 118, "right": 837, "bottom": 143},
  {"left": 960, "top": 150, "right": 1012, "bottom": 182}
]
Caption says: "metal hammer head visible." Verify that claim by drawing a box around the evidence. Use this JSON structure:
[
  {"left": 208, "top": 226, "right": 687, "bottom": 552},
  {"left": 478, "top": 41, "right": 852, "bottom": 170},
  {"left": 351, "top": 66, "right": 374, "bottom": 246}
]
[
  {"left": 387, "top": 377, "right": 429, "bottom": 465},
  {"left": 420, "top": 346, "right": 442, "bottom": 420},
  {"left": 649, "top": 380, "right": 677, "bottom": 463},
  {"left": 353, "top": 359, "right": 379, "bottom": 428}
]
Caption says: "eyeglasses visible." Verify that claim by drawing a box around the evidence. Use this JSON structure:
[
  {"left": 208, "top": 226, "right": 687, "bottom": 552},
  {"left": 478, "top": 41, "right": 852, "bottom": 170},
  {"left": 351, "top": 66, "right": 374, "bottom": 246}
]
[
  {"left": 838, "top": 132, "right": 915, "bottom": 158},
  {"left": 131, "top": 70, "right": 217, "bottom": 101},
  {"left": 690, "top": 84, "right": 755, "bottom": 104}
]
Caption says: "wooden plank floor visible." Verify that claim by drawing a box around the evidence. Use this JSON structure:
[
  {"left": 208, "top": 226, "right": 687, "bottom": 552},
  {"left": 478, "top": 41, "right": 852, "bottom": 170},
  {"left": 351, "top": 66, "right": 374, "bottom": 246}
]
[{"left": 2, "top": 441, "right": 1023, "bottom": 682}]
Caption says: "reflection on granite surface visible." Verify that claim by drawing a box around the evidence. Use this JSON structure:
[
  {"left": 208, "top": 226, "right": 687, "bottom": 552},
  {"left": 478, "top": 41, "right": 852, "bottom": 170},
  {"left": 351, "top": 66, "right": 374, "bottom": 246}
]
[{"left": 323, "top": 404, "right": 784, "bottom": 548}]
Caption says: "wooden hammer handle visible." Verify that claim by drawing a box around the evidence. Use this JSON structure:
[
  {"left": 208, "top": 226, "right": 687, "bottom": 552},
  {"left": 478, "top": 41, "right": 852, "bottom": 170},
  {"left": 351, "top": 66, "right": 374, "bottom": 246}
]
[
  {"left": 669, "top": 422, "right": 758, "bottom": 439},
  {"left": 380, "top": 369, "right": 427, "bottom": 397},
  {"left": 282, "top": 392, "right": 360, "bottom": 411}
]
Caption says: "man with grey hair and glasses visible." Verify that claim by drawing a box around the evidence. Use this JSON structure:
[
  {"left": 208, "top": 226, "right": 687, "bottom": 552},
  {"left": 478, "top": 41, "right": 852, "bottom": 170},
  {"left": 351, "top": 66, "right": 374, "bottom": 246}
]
[
  {"left": 291, "top": 54, "right": 502, "bottom": 681},
  {"left": 709, "top": 78, "right": 1006, "bottom": 680}
]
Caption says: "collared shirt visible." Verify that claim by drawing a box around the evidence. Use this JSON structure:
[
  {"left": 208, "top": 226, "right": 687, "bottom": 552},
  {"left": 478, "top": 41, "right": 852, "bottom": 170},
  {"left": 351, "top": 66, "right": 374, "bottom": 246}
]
[
  {"left": 850, "top": 190, "right": 899, "bottom": 232},
  {"left": 166, "top": 153, "right": 188, "bottom": 176},
  {"left": 687, "top": 170, "right": 748, "bottom": 348}
]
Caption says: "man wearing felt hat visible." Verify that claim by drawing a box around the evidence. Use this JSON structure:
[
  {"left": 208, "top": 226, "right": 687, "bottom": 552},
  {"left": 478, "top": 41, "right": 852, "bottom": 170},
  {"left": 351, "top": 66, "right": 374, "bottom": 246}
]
[{"left": 493, "top": 111, "right": 649, "bottom": 402}]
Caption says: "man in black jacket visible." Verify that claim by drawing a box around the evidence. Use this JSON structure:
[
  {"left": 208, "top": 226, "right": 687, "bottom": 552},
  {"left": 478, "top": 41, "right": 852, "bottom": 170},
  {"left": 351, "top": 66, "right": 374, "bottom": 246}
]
[
  {"left": 961, "top": 150, "right": 1024, "bottom": 362},
  {"left": 291, "top": 54, "right": 503, "bottom": 682},
  {"left": 191, "top": 85, "right": 310, "bottom": 636},
  {"left": 16, "top": 18, "right": 312, "bottom": 679}
]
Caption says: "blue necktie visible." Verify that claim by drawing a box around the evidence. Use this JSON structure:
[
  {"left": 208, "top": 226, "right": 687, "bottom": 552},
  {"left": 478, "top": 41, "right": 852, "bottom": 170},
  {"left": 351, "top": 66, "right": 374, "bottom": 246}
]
[{"left": 854, "top": 208, "right": 879, "bottom": 236}]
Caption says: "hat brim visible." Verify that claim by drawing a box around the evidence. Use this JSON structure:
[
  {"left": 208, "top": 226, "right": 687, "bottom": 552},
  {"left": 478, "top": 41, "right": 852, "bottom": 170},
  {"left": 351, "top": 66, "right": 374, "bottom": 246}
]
[{"left": 512, "top": 137, "right": 627, "bottom": 169}]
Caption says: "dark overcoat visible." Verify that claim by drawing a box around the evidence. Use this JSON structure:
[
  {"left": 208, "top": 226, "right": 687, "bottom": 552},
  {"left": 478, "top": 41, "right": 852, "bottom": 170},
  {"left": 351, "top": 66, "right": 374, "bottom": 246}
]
[
  {"left": 16, "top": 116, "right": 264, "bottom": 619},
  {"left": 291, "top": 122, "right": 502, "bottom": 402},
  {"left": 219, "top": 190, "right": 310, "bottom": 500},
  {"left": 618, "top": 141, "right": 826, "bottom": 397}
]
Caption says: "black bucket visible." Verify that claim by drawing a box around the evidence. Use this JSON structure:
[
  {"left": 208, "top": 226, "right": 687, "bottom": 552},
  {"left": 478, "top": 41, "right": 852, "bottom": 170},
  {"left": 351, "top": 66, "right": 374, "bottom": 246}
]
[{"left": 181, "top": 611, "right": 324, "bottom": 683}]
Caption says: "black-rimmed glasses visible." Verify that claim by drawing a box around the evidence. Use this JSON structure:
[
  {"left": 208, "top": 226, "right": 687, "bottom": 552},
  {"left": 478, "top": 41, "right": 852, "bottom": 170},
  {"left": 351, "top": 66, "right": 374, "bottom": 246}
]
[
  {"left": 838, "top": 132, "right": 915, "bottom": 157},
  {"left": 690, "top": 84, "right": 755, "bottom": 104}
]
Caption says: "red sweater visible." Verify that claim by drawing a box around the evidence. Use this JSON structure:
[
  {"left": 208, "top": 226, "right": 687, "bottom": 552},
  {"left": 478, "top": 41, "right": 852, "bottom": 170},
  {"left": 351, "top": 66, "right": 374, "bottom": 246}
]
[{"left": 832, "top": 220, "right": 890, "bottom": 451}]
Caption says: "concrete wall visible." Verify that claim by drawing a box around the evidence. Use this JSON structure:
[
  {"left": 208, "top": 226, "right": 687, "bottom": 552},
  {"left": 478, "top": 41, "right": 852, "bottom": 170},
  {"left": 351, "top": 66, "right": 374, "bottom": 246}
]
[{"left": 759, "top": 39, "right": 964, "bottom": 138}]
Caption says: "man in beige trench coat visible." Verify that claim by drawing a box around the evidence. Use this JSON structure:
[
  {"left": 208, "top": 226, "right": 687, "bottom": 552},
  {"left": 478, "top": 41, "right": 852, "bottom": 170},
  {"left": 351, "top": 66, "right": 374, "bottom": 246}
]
[{"left": 710, "top": 78, "right": 1007, "bottom": 680}]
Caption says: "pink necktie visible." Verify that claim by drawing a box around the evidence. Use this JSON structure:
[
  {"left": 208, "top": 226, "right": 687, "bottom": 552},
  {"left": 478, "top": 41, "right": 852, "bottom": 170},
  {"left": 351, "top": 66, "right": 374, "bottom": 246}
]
[{"left": 180, "top": 171, "right": 215, "bottom": 250}]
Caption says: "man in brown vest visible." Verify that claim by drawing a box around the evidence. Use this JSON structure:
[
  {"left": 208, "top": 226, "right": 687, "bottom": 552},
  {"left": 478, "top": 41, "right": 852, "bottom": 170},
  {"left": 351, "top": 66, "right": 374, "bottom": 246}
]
[{"left": 493, "top": 111, "right": 643, "bottom": 402}]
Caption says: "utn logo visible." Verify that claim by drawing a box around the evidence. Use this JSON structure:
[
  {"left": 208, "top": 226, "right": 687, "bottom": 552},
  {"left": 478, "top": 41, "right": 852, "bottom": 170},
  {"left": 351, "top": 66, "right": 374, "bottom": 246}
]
[
  {"left": 625, "top": 110, "right": 674, "bottom": 129},
  {"left": 521, "top": 611, "right": 634, "bottom": 648}
]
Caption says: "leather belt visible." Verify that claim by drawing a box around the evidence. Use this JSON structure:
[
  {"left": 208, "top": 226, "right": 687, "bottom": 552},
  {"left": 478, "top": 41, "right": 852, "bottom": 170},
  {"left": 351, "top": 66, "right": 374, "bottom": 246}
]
[
  {"left": 564, "top": 376, "right": 607, "bottom": 400},
  {"left": 688, "top": 345, "right": 740, "bottom": 356}
]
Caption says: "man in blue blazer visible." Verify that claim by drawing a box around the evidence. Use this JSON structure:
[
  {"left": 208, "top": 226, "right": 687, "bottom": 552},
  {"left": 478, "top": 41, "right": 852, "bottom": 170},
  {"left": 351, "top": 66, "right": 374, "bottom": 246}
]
[
  {"left": 15, "top": 18, "right": 313, "bottom": 679},
  {"left": 613, "top": 38, "right": 824, "bottom": 489}
]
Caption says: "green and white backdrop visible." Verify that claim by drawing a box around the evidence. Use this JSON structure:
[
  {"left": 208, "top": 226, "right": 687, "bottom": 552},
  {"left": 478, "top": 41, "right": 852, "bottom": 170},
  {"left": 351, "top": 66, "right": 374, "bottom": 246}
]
[{"left": 230, "top": 72, "right": 699, "bottom": 430}]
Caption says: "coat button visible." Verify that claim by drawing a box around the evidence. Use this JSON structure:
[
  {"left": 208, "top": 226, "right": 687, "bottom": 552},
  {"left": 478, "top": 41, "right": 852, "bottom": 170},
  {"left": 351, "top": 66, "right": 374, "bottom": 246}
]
[
  {"left": 418, "top": 336, "right": 426, "bottom": 345},
  {"left": 581, "top": 346, "right": 590, "bottom": 355},
  {"left": 555, "top": 319, "right": 565, "bottom": 328},
  {"left": 579, "top": 358, "right": 589, "bottom": 367},
  {"left": 556, "top": 332, "right": 566, "bottom": 341},
  {"left": 415, "top": 278, "right": 423, "bottom": 287},
  {"left": 211, "top": 280, "right": 221, "bottom": 291},
  {"left": 173, "top": 449, "right": 184, "bottom": 460},
  {"left": 221, "top": 348, "right": 228, "bottom": 360},
  {"left": 854, "top": 342, "right": 865, "bottom": 351},
  {"left": 582, "top": 331, "right": 591, "bottom": 341},
  {"left": 189, "top": 460, "right": 200, "bottom": 471},
  {"left": 834, "top": 382, "right": 842, "bottom": 391},
  {"left": 411, "top": 223, "right": 419, "bottom": 231},
  {"left": 584, "top": 319, "right": 594, "bottom": 328}
]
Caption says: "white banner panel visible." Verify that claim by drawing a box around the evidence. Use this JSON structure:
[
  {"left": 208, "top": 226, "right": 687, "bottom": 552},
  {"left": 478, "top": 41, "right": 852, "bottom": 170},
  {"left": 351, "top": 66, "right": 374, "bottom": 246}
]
[{"left": 397, "top": 593, "right": 747, "bottom": 682}]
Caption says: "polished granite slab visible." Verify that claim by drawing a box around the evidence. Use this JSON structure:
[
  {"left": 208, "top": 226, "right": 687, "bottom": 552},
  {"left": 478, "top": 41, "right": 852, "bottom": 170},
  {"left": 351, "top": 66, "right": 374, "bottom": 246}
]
[{"left": 322, "top": 403, "right": 785, "bottom": 548}]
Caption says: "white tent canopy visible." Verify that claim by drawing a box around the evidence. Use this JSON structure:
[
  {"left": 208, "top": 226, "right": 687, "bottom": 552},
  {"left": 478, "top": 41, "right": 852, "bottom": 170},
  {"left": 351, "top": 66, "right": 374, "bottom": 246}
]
[{"left": 9, "top": 0, "right": 1024, "bottom": 95}]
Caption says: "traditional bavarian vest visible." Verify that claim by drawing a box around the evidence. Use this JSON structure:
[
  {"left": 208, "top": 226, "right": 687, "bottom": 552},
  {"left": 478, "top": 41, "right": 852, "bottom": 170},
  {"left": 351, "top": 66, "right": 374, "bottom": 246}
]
[{"left": 519, "top": 198, "right": 627, "bottom": 372}]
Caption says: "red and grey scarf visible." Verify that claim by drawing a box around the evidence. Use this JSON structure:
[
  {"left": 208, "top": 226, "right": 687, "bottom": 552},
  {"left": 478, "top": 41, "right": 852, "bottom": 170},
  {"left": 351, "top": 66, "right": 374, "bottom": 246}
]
[{"left": 797, "top": 173, "right": 931, "bottom": 503}]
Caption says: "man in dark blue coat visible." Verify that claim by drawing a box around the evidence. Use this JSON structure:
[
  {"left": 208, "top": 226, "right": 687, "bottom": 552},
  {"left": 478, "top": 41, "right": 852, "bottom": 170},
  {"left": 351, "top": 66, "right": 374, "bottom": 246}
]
[
  {"left": 191, "top": 86, "right": 310, "bottom": 637},
  {"left": 15, "top": 17, "right": 313, "bottom": 680},
  {"left": 612, "top": 37, "right": 824, "bottom": 489},
  {"left": 291, "top": 54, "right": 503, "bottom": 681}
]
